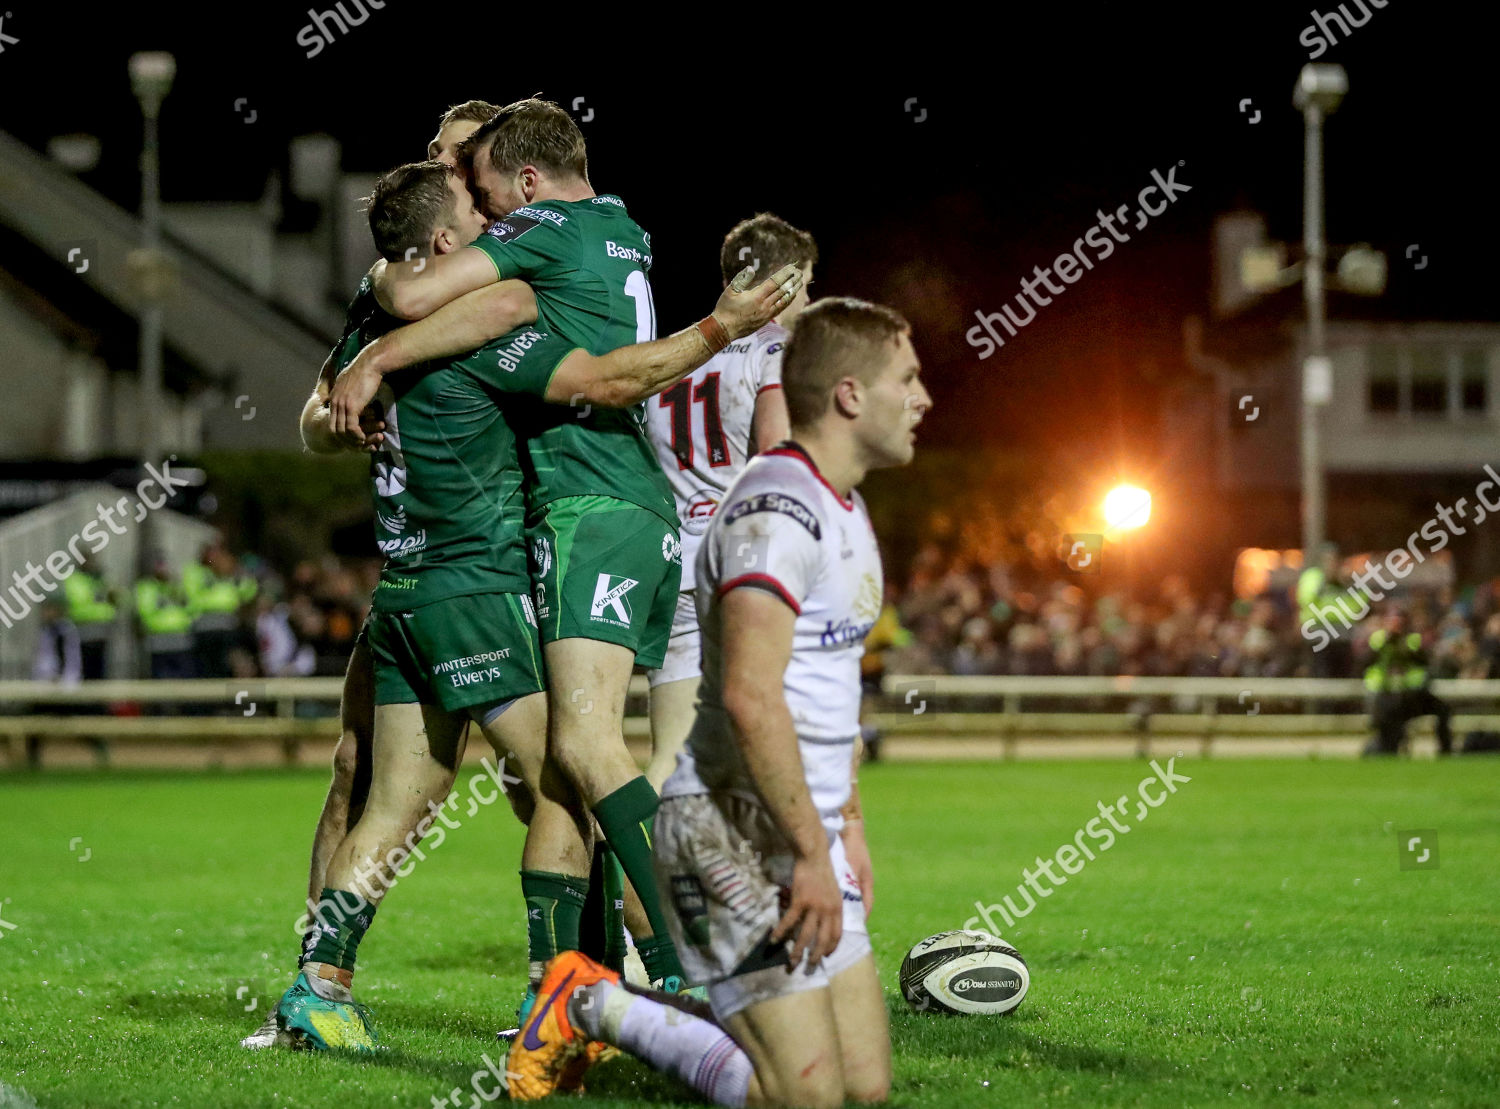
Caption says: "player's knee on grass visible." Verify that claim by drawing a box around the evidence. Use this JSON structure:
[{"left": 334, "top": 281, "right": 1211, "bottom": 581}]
[{"left": 727, "top": 994, "right": 847, "bottom": 1109}]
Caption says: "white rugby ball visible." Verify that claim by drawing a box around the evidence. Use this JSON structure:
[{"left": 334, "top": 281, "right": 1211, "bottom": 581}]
[{"left": 899, "top": 928, "right": 1029, "bottom": 1015}]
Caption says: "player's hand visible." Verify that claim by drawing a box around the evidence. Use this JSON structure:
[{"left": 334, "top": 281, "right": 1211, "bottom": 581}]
[
  {"left": 840, "top": 819, "right": 875, "bottom": 921},
  {"left": 712, "top": 263, "right": 803, "bottom": 341},
  {"left": 357, "top": 405, "right": 386, "bottom": 452},
  {"left": 328, "top": 353, "right": 384, "bottom": 446},
  {"left": 772, "top": 851, "right": 842, "bottom": 973}
]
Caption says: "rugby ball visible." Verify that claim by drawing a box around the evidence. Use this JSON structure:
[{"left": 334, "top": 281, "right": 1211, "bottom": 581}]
[{"left": 899, "top": 929, "right": 1029, "bottom": 1015}]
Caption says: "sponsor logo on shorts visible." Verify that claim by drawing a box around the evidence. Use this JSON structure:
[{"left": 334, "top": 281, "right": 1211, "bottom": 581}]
[
  {"left": 520, "top": 594, "right": 537, "bottom": 628},
  {"left": 449, "top": 665, "right": 506, "bottom": 689},
  {"left": 377, "top": 577, "right": 418, "bottom": 592},
  {"left": 431, "top": 649, "right": 512, "bottom": 674},
  {"left": 534, "top": 582, "right": 550, "bottom": 620},
  {"left": 723, "top": 493, "right": 821, "bottom": 539},
  {"left": 662, "top": 532, "right": 682, "bottom": 565},
  {"left": 590, "top": 574, "right": 638, "bottom": 627}
]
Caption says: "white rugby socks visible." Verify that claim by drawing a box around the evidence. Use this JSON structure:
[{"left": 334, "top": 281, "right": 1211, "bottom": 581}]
[{"left": 570, "top": 981, "right": 753, "bottom": 1108}]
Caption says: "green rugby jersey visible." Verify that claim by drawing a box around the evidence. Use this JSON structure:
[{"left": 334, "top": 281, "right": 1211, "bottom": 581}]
[
  {"left": 468, "top": 195, "right": 675, "bottom": 525},
  {"left": 333, "top": 280, "right": 574, "bottom": 612}
]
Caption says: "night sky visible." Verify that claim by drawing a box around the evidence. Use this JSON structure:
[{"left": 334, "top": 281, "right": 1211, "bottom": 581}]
[{"left": 1, "top": 0, "right": 1493, "bottom": 480}]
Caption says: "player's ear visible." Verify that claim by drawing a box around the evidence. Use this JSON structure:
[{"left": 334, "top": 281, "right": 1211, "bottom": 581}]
[{"left": 832, "top": 376, "right": 862, "bottom": 420}]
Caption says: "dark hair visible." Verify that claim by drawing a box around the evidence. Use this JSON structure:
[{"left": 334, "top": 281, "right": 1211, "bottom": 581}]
[
  {"left": 781, "top": 297, "right": 910, "bottom": 429},
  {"left": 366, "top": 161, "right": 457, "bottom": 262},
  {"left": 460, "top": 97, "right": 588, "bottom": 183},
  {"left": 720, "top": 213, "right": 818, "bottom": 286}
]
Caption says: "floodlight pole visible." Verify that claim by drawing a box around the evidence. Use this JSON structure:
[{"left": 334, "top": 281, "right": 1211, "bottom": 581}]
[
  {"left": 1301, "top": 98, "right": 1327, "bottom": 556},
  {"left": 1295, "top": 63, "right": 1345, "bottom": 556}
]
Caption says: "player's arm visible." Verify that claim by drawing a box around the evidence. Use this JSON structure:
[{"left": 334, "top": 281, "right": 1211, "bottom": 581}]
[
  {"left": 326, "top": 281, "right": 537, "bottom": 440},
  {"left": 546, "top": 264, "right": 803, "bottom": 408},
  {"left": 751, "top": 386, "right": 790, "bottom": 454},
  {"left": 719, "top": 585, "right": 842, "bottom": 971},
  {"left": 303, "top": 340, "right": 387, "bottom": 454},
  {"left": 369, "top": 247, "right": 499, "bottom": 320},
  {"left": 839, "top": 737, "right": 874, "bottom": 918}
]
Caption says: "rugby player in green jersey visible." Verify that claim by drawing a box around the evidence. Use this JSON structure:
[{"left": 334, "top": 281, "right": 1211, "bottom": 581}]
[
  {"left": 245, "top": 98, "right": 531, "bottom": 1052},
  {"left": 277, "top": 159, "right": 801, "bottom": 1050},
  {"left": 327, "top": 100, "right": 765, "bottom": 996}
]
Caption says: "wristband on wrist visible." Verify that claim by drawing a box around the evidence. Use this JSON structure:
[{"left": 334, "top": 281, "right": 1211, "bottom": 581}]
[{"left": 696, "top": 314, "right": 730, "bottom": 354}]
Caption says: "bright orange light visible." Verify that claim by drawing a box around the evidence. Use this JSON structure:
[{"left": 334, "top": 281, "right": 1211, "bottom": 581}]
[{"left": 1103, "top": 484, "right": 1152, "bottom": 530}]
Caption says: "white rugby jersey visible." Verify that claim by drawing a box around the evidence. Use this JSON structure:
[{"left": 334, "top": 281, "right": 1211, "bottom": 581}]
[
  {"left": 661, "top": 443, "right": 884, "bottom": 831},
  {"left": 646, "top": 321, "right": 786, "bottom": 591}
]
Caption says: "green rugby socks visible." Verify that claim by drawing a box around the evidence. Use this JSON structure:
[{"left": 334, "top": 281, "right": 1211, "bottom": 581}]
[
  {"left": 521, "top": 870, "right": 588, "bottom": 986},
  {"left": 301, "top": 887, "right": 377, "bottom": 975},
  {"left": 593, "top": 776, "right": 686, "bottom": 985}
]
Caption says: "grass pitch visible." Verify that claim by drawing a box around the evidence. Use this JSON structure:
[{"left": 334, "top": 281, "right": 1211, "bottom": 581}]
[{"left": 1, "top": 757, "right": 1495, "bottom": 1108}]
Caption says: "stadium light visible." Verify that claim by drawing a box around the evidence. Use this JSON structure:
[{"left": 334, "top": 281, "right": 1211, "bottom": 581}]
[{"left": 1103, "top": 484, "right": 1152, "bottom": 530}]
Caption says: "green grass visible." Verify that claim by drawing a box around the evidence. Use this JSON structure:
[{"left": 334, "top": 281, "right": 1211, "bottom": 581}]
[{"left": 2, "top": 758, "right": 1496, "bottom": 1108}]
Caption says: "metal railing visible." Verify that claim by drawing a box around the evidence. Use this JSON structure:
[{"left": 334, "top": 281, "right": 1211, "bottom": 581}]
[{"left": 3, "top": 674, "right": 1492, "bottom": 766}]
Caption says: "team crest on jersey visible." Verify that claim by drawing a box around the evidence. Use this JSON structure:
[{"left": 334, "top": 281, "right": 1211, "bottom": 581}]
[
  {"left": 661, "top": 532, "right": 682, "bottom": 565},
  {"left": 590, "top": 574, "right": 638, "bottom": 627},
  {"left": 532, "top": 536, "right": 553, "bottom": 577},
  {"left": 723, "top": 493, "right": 822, "bottom": 539}
]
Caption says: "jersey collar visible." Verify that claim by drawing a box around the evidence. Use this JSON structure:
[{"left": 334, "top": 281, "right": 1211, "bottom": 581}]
[{"left": 763, "top": 441, "right": 854, "bottom": 511}]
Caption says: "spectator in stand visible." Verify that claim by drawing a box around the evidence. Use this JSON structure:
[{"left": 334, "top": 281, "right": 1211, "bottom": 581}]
[
  {"left": 135, "top": 556, "right": 196, "bottom": 680},
  {"left": 183, "top": 540, "right": 258, "bottom": 679},
  {"left": 32, "top": 600, "right": 81, "bottom": 686}
]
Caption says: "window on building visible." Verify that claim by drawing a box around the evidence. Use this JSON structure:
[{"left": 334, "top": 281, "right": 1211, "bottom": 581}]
[
  {"left": 1410, "top": 346, "right": 1446, "bottom": 415},
  {"left": 1367, "top": 346, "right": 1400, "bottom": 414},
  {"left": 1461, "top": 349, "right": 1488, "bottom": 414}
]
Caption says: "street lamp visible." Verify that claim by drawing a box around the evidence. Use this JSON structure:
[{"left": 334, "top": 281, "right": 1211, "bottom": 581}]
[
  {"left": 128, "top": 51, "right": 175, "bottom": 468},
  {"left": 1294, "top": 62, "right": 1347, "bottom": 557}
]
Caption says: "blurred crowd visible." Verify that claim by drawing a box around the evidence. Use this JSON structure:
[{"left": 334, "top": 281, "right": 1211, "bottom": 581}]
[
  {"left": 32, "top": 540, "right": 379, "bottom": 683},
  {"left": 33, "top": 533, "right": 1500, "bottom": 689},
  {"left": 864, "top": 540, "right": 1500, "bottom": 682}
]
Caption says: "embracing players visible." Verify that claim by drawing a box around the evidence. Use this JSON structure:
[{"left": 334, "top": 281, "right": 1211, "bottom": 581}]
[
  {"left": 269, "top": 153, "right": 801, "bottom": 1050},
  {"left": 507, "top": 298, "right": 931, "bottom": 1107},
  {"left": 330, "top": 99, "right": 716, "bottom": 1002}
]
